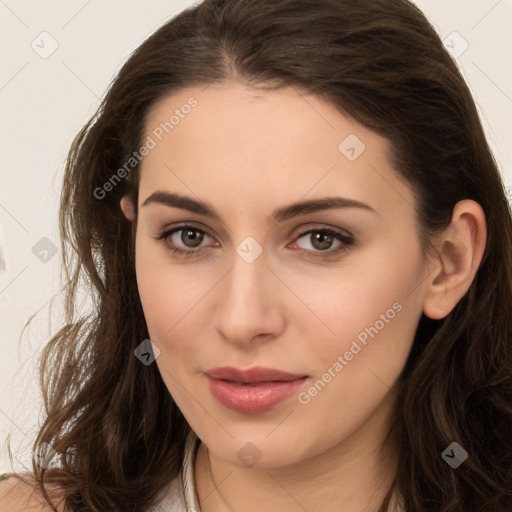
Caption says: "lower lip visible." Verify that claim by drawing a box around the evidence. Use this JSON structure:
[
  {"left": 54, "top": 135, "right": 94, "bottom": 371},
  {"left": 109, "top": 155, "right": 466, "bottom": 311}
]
[{"left": 206, "top": 376, "right": 308, "bottom": 414}]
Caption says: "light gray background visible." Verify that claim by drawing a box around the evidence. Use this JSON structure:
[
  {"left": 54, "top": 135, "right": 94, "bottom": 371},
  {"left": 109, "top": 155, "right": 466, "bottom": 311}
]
[{"left": 1, "top": 0, "right": 511, "bottom": 473}]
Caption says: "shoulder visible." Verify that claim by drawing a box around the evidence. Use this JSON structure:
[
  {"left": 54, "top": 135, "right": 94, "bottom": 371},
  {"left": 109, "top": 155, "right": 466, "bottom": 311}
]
[{"left": 0, "top": 474, "right": 66, "bottom": 512}]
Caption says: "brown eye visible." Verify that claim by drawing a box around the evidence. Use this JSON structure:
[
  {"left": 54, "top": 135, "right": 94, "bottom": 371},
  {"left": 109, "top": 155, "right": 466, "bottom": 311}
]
[
  {"left": 310, "top": 231, "right": 335, "bottom": 251},
  {"left": 155, "top": 225, "right": 215, "bottom": 256},
  {"left": 180, "top": 229, "right": 204, "bottom": 248},
  {"left": 296, "top": 230, "right": 341, "bottom": 252},
  {"left": 292, "top": 227, "right": 354, "bottom": 258}
]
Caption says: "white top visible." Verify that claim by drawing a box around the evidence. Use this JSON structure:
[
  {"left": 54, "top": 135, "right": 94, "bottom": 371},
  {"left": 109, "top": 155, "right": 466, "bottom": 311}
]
[{"left": 153, "top": 430, "right": 202, "bottom": 512}]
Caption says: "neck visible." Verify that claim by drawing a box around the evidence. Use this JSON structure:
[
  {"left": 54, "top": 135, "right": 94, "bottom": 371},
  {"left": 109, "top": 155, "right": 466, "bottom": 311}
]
[{"left": 194, "top": 390, "right": 401, "bottom": 512}]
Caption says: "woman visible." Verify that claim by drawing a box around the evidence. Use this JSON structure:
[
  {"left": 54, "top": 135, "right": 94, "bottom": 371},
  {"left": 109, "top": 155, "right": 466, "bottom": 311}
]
[{"left": 1, "top": 0, "right": 511, "bottom": 510}]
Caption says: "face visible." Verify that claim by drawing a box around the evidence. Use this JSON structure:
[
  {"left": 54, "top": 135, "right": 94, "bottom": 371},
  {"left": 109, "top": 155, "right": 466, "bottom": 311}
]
[{"left": 124, "top": 82, "right": 431, "bottom": 468}]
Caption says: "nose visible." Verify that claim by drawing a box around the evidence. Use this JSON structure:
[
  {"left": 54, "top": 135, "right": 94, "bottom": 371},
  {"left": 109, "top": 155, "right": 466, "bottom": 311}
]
[{"left": 213, "top": 247, "right": 286, "bottom": 347}]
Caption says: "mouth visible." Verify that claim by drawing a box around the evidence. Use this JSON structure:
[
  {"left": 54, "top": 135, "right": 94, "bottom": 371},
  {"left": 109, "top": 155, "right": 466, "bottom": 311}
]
[
  {"left": 225, "top": 381, "right": 278, "bottom": 386},
  {"left": 204, "top": 366, "right": 309, "bottom": 413},
  {"left": 205, "top": 366, "right": 308, "bottom": 383}
]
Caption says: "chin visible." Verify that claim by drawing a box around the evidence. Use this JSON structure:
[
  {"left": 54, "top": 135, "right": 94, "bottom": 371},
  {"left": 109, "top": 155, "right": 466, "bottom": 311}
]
[{"left": 201, "top": 425, "right": 318, "bottom": 469}]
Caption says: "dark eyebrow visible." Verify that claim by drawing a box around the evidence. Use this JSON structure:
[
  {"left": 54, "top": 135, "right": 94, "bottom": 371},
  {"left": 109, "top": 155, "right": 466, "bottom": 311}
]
[
  {"left": 141, "top": 191, "right": 378, "bottom": 222},
  {"left": 271, "top": 196, "right": 378, "bottom": 221},
  {"left": 142, "top": 191, "right": 221, "bottom": 219}
]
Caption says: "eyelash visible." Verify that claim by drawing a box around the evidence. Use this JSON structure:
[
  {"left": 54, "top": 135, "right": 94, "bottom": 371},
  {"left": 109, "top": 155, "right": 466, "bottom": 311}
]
[{"left": 154, "top": 224, "right": 354, "bottom": 258}]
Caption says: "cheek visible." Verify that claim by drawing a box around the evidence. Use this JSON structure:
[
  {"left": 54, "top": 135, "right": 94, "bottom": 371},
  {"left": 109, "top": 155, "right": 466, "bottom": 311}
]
[
  {"left": 134, "top": 247, "right": 207, "bottom": 399},
  {"left": 289, "top": 236, "right": 423, "bottom": 390},
  {"left": 135, "top": 238, "right": 196, "bottom": 331},
  {"left": 295, "top": 237, "right": 421, "bottom": 331}
]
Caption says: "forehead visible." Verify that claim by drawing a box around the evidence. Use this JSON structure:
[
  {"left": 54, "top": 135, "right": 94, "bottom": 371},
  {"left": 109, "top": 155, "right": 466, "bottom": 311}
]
[
  {"left": 138, "top": 82, "right": 414, "bottom": 220},
  {"left": 142, "top": 82, "right": 375, "bottom": 159}
]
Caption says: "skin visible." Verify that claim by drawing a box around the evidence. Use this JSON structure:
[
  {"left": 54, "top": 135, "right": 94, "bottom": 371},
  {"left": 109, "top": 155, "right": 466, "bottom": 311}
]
[
  {"left": 0, "top": 477, "right": 65, "bottom": 511},
  {"left": 120, "top": 82, "right": 486, "bottom": 512}
]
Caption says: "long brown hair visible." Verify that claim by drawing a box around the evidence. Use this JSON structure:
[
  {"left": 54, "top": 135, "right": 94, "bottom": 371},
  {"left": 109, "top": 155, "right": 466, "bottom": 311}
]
[{"left": 7, "top": 0, "right": 512, "bottom": 510}]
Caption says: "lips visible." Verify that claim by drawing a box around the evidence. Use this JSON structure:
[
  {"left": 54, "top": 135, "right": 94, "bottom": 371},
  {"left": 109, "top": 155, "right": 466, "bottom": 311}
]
[
  {"left": 205, "top": 366, "right": 307, "bottom": 383},
  {"left": 205, "top": 366, "right": 309, "bottom": 413}
]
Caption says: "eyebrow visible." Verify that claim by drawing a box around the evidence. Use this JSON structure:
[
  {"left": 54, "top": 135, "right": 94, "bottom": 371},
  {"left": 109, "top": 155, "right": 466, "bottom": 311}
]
[{"left": 141, "top": 191, "right": 378, "bottom": 222}]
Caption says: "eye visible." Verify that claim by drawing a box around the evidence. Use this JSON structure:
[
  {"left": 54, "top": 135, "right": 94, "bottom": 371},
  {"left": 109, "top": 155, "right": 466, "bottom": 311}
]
[
  {"left": 154, "top": 224, "right": 354, "bottom": 259},
  {"left": 155, "top": 224, "right": 216, "bottom": 256},
  {"left": 291, "top": 227, "right": 354, "bottom": 257}
]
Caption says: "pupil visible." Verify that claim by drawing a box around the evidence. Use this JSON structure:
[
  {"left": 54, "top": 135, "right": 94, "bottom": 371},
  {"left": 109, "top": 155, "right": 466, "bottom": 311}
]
[
  {"left": 182, "top": 229, "right": 203, "bottom": 247},
  {"left": 312, "top": 232, "right": 333, "bottom": 250}
]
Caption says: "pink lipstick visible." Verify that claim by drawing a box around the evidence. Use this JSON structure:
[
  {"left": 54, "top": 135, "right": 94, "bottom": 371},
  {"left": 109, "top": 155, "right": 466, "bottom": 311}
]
[{"left": 205, "top": 366, "right": 308, "bottom": 414}]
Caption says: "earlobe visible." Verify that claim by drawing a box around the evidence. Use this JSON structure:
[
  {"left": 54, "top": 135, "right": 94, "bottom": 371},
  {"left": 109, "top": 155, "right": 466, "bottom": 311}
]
[
  {"left": 422, "top": 200, "right": 487, "bottom": 320},
  {"left": 120, "top": 195, "right": 135, "bottom": 221}
]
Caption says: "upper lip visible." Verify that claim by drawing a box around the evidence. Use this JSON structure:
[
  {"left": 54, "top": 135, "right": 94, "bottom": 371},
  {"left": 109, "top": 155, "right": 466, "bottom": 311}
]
[{"left": 205, "top": 366, "right": 308, "bottom": 383}]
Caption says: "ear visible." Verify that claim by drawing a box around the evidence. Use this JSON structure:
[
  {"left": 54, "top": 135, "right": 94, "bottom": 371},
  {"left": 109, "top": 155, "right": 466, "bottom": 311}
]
[
  {"left": 120, "top": 194, "right": 136, "bottom": 222},
  {"left": 422, "top": 200, "right": 487, "bottom": 320}
]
